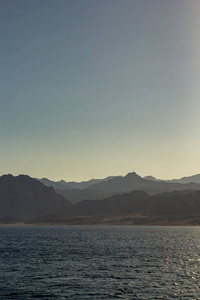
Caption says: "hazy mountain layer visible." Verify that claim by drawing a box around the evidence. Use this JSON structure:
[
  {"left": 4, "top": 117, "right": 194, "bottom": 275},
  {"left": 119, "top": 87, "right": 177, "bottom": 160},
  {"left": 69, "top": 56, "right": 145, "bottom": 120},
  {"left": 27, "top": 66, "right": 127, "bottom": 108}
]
[
  {"left": 37, "top": 176, "right": 116, "bottom": 190},
  {"left": 1, "top": 172, "right": 200, "bottom": 224},
  {"left": 56, "top": 188, "right": 114, "bottom": 204},
  {"left": 167, "top": 174, "right": 200, "bottom": 184},
  {"left": 87, "top": 172, "right": 200, "bottom": 194},
  {"left": 144, "top": 174, "right": 200, "bottom": 184},
  {"left": 35, "top": 178, "right": 73, "bottom": 190},
  {"left": 37, "top": 172, "right": 200, "bottom": 196}
]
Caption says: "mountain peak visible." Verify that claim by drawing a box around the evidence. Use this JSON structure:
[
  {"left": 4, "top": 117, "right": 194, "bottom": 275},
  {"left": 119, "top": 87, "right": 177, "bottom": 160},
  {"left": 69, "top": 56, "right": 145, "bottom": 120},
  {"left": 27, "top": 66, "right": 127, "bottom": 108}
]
[
  {"left": 143, "top": 175, "right": 158, "bottom": 181},
  {"left": 125, "top": 172, "right": 140, "bottom": 178}
]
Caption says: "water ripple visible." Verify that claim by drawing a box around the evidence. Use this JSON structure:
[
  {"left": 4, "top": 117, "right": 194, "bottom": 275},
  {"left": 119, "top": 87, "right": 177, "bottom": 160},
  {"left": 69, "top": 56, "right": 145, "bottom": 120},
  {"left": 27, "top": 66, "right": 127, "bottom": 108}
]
[{"left": 0, "top": 225, "right": 200, "bottom": 299}]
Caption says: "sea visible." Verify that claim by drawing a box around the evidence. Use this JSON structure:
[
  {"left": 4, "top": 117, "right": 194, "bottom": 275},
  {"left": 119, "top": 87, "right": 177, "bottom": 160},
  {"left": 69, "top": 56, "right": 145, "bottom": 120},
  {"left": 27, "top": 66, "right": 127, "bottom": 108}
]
[{"left": 0, "top": 225, "right": 200, "bottom": 299}]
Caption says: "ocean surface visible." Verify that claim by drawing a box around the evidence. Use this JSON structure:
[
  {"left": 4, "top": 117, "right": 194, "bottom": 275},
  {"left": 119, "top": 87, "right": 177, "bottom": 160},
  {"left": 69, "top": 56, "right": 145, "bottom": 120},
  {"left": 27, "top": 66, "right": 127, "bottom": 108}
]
[{"left": 0, "top": 225, "right": 200, "bottom": 299}]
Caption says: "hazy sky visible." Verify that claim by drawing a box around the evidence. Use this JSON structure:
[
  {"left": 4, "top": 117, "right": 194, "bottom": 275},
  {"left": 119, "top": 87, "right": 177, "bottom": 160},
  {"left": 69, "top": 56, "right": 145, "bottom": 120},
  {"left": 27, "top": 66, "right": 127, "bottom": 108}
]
[{"left": 1, "top": 0, "right": 200, "bottom": 181}]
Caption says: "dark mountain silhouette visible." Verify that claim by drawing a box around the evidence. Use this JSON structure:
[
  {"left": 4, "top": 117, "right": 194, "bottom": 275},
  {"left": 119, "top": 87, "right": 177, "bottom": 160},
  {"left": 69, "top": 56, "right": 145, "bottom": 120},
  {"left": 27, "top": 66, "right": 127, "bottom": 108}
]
[
  {"left": 65, "top": 190, "right": 150, "bottom": 217},
  {"left": 87, "top": 172, "right": 200, "bottom": 194},
  {"left": 0, "top": 175, "right": 72, "bottom": 222},
  {"left": 29, "top": 188, "right": 200, "bottom": 225},
  {"left": 56, "top": 188, "right": 114, "bottom": 204},
  {"left": 144, "top": 190, "right": 200, "bottom": 215},
  {"left": 58, "top": 189, "right": 200, "bottom": 218},
  {"left": 1, "top": 172, "right": 200, "bottom": 224}
]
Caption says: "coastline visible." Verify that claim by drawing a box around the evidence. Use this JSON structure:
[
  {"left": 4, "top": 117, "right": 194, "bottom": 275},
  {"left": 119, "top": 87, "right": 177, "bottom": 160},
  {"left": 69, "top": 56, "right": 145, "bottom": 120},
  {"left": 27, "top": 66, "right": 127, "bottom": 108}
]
[{"left": 1, "top": 214, "right": 200, "bottom": 226}]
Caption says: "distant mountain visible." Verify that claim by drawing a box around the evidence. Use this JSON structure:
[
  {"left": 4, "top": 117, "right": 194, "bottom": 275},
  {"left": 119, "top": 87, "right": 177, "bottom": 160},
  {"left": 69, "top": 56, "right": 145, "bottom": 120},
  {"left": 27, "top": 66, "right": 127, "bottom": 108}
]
[
  {"left": 35, "top": 178, "right": 72, "bottom": 190},
  {"left": 167, "top": 174, "right": 200, "bottom": 184},
  {"left": 87, "top": 172, "right": 144, "bottom": 193},
  {"left": 87, "top": 172, "right": 200, "bottom": 194},
  {"left": 2, "top": 173, "right": 200, "bottom": 225},
  {"left": 37, "top": 176, "right": 116, "bottom": 190},
  {"left": 0, "top": 175, "right": 72, "bottom": 222},
  {"left": 143, "top": 174, "right": 200, "bottom": 185},
  {"left": 2, "top": 172, "right": 200, "bottom": 225},
  {"left": 62, "top": 177, "right": 116, "bottom": 189},
  {"left": 56, "top": 188, "right": 114, "bottom": 204},
  {"left": 37, "top": 172, "right": 200, "bottom": 200},
  {"left": 143, "top": 175, "right": 159, "bottom": 181}
]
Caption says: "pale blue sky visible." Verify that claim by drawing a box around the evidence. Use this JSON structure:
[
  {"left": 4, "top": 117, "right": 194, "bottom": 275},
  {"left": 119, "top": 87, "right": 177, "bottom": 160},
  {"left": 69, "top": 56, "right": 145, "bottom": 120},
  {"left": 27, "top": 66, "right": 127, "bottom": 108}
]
[{"left": 1, "top": 0, "right": 200, "bottom": 181}]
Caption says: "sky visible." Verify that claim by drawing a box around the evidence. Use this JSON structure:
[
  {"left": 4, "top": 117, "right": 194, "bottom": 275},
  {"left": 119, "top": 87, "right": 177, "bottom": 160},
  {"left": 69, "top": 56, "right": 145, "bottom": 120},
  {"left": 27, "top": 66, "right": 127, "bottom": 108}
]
[{"left": 1, "top": 0, "right": 200, "bottom": 182}]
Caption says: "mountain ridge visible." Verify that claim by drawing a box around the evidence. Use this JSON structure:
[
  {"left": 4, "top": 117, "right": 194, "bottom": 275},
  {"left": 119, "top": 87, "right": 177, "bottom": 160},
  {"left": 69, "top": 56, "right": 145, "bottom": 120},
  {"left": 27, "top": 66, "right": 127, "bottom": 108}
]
[
  {"left": 36, "top": 172, "right": 200, "bottom": 193},
  {"left": 87, "top": 172, "right": 200, "bottom": 194},
  {"left": 1, "top": 172, "right": 200, "bottom": 224},
  {"left": 36, "top": 176, "right": 116, "bottom": 190},
  {"left": 0, "top": 174, "right": 72, "bottom": 222},
  {"left": 36, "top": 172, "right": 200, "bottom": 203},
  {"left": 143, "top": 174, "right": 200, "bottom": 184}
]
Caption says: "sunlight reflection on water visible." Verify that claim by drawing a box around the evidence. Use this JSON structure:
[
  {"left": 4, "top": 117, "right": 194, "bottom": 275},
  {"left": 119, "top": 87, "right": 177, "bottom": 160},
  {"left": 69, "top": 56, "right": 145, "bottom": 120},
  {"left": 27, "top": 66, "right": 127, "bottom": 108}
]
[{"left": 0, "top": 225, "right": 200, "bottom": 299}]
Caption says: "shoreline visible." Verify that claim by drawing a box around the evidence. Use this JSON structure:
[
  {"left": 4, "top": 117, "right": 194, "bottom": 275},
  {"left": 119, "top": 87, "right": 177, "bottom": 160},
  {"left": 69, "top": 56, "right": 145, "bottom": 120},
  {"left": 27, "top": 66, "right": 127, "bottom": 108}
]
[
  {"left": 1, "top": 220, "right": 200, "bottom": 226},
  {"left": 1, "top": 214, "right": 200, "bottom": 226}
]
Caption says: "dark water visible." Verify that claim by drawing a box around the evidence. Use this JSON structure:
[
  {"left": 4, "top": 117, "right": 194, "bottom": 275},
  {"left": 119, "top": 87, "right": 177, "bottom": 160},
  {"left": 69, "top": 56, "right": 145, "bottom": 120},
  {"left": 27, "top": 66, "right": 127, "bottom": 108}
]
[{"left": 0, "top": 226, "right": 200, "bottom": 299}]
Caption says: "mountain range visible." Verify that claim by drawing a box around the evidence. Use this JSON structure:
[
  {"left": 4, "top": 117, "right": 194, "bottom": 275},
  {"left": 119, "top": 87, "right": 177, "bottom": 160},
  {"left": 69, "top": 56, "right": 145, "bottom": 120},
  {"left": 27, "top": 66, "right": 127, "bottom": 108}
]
[
  {"left": 63, "top": 189, "right": 200, "bottom": 218},
  {"left": 144, "top": 174, "right": 200, "bottom": 184},
  {"left": 36, "top": 176, "right": 116, "bottom": 190},
  {"left": 85, "top": 172, "right": 200, "bottom": 194},
  {"left": 1, "top": 172, "right": 200, "bottom": 225},
  {"left": 42, "top": 172, "right": 200, "bottom": 204}
]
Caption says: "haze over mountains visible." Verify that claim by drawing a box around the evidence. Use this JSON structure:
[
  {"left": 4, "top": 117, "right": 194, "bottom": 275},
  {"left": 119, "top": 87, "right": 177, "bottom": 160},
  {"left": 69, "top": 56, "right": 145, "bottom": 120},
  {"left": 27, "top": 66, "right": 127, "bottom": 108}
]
[
  {"left": 1, "top": 171, "right": 200, "bottom": 225},
  {"left": 36, "top": 176, "right": 116, "bottom": 191},
  {"left": 85, "top": 172, "right": 200, "bottom": 194},
  {"left": 37, "top": 172, "right": 200, "bottom": 204},
  {"left": 144, "top": 174, "right": 200, "bottom": 184}
]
